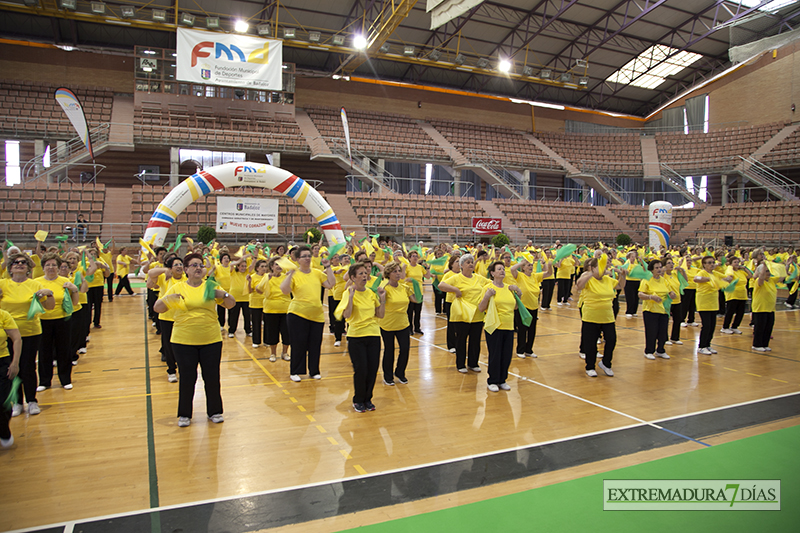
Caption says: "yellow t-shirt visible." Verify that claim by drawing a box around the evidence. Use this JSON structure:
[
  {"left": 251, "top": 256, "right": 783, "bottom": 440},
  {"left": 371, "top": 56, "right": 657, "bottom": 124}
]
[
  {"left": 482, "top": 284, "right": 516, "bottom": 331},
  {"left": 442, "top": 270, "right": 458, "bottom": 303},
  {"left": 229, "top": 270, "right": 248, "bottom": 302},
  {"left": 69, "top": 267, "right": 88, "bottom": 307},
  {"left": 248, "top": 273, "right": 266, "bottom": 309},
  {"left": 87, "top": 259, "right": 108, "bottom": 288},
  {"left": 261, "top": 275, "right": 291, "bottom": 314},
  {"left": 724, "top": 267, "right": 749, "bottom": 301},
  {"left": 288, "top": 269, "right": 327, "bottom": 322},
  {"left": 556, "top": 256, "right": 575, "bottom": 279},
  {"left": 639, "top": 276, "right": 670, "bottom": 314},
  {"left": 31, "top": 255, "right": 43, "bottom": 279},
  {"left": 0, "top": 278, "right": 45, "bottom": 337},
  {"left": 380, "top": 281, "right": 412, "bottom": 331},
  {"left": 157, "top": 273, "right": 185, "bottom": 322},
  {"left": 311, "top": 256, "right": 323, "bottom": 271},
  {"left": 331, "top": 267, "right": 348, "bottom": 300},
  {"left": 581, "top": 276, "right": 618, "bottom": 324},
  {"left": 683, "top": 258, "right": 700, "bottom": 289},
  {"left": 35, "top": 276, "right": 72, "bottom": 320},
  {"left": 695, "top": 270, "right": 726, "bottom": 312},
  {"left": 115, "top": 254, "right": 132, "bottom": 277},
  {"left": 448, "top": 273, "right": 491, "bottom": 323},
  {"left": 0, "top": 309, "right": 17, "bottom": 358},
  {"left": 214, "top": 261, "right": 231, "bottom": 291},
  {"left": 344, "top": 289, "right": 381, "bottom": 337},
  {"left": 147, "top": 261, "right": 164, "bottom": 292},
  {"left": 474, "top": 260, "right": 490, "bottom": 279},
  {"left": 515, "top": 271, "right": 543, "bottom": 310},
  {"left": 664, "top": 272, "right": 682, "bottom": 304},
  {"left": 752, "top": 277, "right": 777, "bottom": 313},
  {"left": 164, "top": 282, "right": 224, "bottom": 345}
]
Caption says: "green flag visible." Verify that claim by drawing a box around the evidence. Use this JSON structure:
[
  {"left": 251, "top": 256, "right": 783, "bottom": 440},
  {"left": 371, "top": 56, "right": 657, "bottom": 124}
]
[
  {"left": 553, "top": 244, "right": 577, "bottom": 263},
  {"left": 3, "top": 376, "right": 21, "bottom": 410},
  {"left": 677, "top": 271, "right": 688, "bottom": 295},
  {"left": 62, "top": 288, "right": 74, "bottom": 320},
  {"left": 204, "top": 276, "right": 220, "bottom": 300},
  {"left": 368, "top": 276, "right": 382, "bottom": 293},
  {"left": 627, "top": 264, "right": 653, "bottom": 280},
  {"left": 27, "top": 296, "right": 46, "bottom": 320},
  {"left": 410, "top": 278, "right": 423, "bottom": 302},
  {"left": 721, "top": 278, "right": 739, "bottom": 293},
  {"left": 512, "top": 292, "right": 532, "bottom": 327}
]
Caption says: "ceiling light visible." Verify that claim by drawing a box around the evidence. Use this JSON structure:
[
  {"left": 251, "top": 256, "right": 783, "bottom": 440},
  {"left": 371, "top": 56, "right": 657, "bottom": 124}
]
[
  {"left": 60, "top": 0, "right": 76, "bottom": 10},
  {"left": 476, "top": 58, "right": 489, "bottom": 69},
  {"left": 206, "top": 17, "right": 220, "bottom": 29},
  {"left": 540, "top": 69, "right": 552, "bottom": 79},
  {"left": 120, "top": 5, "right": 135, "bottom": 18},
  {"left": 579, "top": 76, "right": 589, "bottom": 86},
  {"left": 332, "top": 34, "right": 345, "bottom": 45},
  {"left": 152, "top": 9, "right": 166, "bottom": 22},
  {"left": 454, "top": 53, "right": 465, "bottom": 65},
  {"left": 498, "top": 59, "right": 511, "bottom": 73},
  {"left": 257, "top": 24, "right": 271, "bottom": 36},
  {"left": 522, "top": 65, "right": 534, "bottom": 76},
  {"left": 404, "top": 45, "right": 415, "bottom": 56},
  {"left": 379, "top": 43, "right": 390, "bottom": 53},
  {"left": 353, "top": 34, "right": 367, "bottom": 49},
  {"left": 429, "top": 49, "right": 441, "bottom": 61},
  {"left": 576, "top": 59, "right": 588, "bottom": 68},
  {"left": 560, "top": 72, "right": 572, "bottom": 83},
  {"left": 283, "top": 28, "right": 296, "bottom": 39},
  {"left": 143, "top": 49, "right": 156, "bottom": 55},
  {"left": 180, "top": 12, "right": 195, "bottom": 26},
  {"left": 90, "top": 2, "right": 105, "bottom": 14},
  {"left": 234, "top": 20, "right": 249, "bottom": 33},
  {"left": 309, "top": 31, "right": 321, "bottom": 42}
]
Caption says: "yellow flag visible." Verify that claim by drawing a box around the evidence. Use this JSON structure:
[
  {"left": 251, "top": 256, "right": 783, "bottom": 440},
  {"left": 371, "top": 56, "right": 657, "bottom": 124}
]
[
  {"left": 34, "top": 230, "right": 48, "bottom": 242},
  {"left": 276, "top": 256, "right": 298, "bottom": 272},
  {"left": 139, "top": 238, "right": 156, "bottom": 258},
  {"left": 186, "top": 237, "right": 194, "bottom": 246},
  {"left": 451, "top": 298, "right": 476, "bottom": 322},
  {"left": 96, "top": 237, "right": 104, "bottom": 250},
  {"left": 598, "top": 253, "right": 608, "bottom": 274},
  {"left": 483, "top": 298, "right": 501, "bottom": 334}
]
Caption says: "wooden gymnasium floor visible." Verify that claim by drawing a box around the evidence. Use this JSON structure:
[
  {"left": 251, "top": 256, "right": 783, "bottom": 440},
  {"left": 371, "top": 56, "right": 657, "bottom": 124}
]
[{"left": 2, "top": 284, "right": 799, "bottom": 532}]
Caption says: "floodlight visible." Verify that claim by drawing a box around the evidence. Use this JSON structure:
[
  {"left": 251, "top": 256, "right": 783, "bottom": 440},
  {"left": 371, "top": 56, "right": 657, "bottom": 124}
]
[
  {"left": 560, "top": 72, "right": 572, "bottom": 83},
  {"left": 309, "top": 31, "right": 321, "bottom": 42},
  {"left": 180, "top": 12, "right": 195, "bottom": 26},
  {"left": 379, "top": 43, "right": 390, "bottom": 53},
  {"left": 283, "top": 28, "right": 296, "bottom": 39},
  {"left": 540, "top": 69, "right": 552, "bottom": 79},
  {"left": 429, "top": 49, "right": 441, "bottom": 61},
  {"left": 120, "top": 5, "right": 135, "bottom": 18},
  {"left": 498, "top": 59, "right": 511, "bottom": 73},
  {"left": 403, "top": 45, "right": 415, "bottom": 56},
  {"left": 579, "top": 76, "right": 589, "bottom": 86},
  {"left": 476, "top": 58, "right": 489, "bottom": 69},
  {"left": 576, "top": 59, "right": 588, "bottom": 68},
  {"left": 353, "top": 34, "right": 367, "bottom": 49},
  {"left": 152, "top": 9, "right": 166, "bottom": 22},
  {"left": 60, "top": 0, "right": 76, "bottom": 10},
  {"left": 257, "top": 24, "right": 271, "bottom": 36},
  {"left": 234, "top": 20, "right": 249, "bottom": 33},
  {"left": 207, "top": 17, "right": 220, "bottom": 29},
  {"left": 91, "top": 2, "right": 105, "bottom": 14},
  {"left": 454, "top": 53, "right": 465, "bottom": 65},
  {"left": 332, "top": 34, "right": 345, "bottom": 45}
]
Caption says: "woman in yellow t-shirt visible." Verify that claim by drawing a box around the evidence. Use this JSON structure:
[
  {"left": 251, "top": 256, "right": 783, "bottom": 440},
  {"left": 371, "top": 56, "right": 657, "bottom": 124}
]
[
  {"left": 540, "top": 249, "right": 556, "bottom": 311},
  {"left": 64, "top": 251, "right": 96, "bottom": 364},
  {"left": 379, "top": 261, "right": 417, "bottom": 385},
  {"left": 154, "top": 253, "right": 235, "bottom": 427},
  {"left": 86, "top": 244, "right": 110, "bottom": 327},
  {"left": 752, "top": 249, "right": 782, "bottom": 352},
  {"left": 693, "top": 255, "right": 732, "bottom": 355},
  {"left": 721, "top": 256, "right": 751, "bottom": 335},
  {"left": 638, "top": 259, "right": 676, "bottom": 360},
  {"left": 663, "top": 257, "right": 685, "bottom": 345},
  {"left": 260, "top": 257, "right": 291, "bottom": 362},
  {"left": 509, "top": 254, "right": 551, "bottom": 358},
  {"left": 281, "top": 245, "right": 335, "bottom": 382},
  {"left": 227, "top": 255, "right": 252, "bottom": 338},
  {"left": 328, "top": 254, "right": 349, "bottom": 347},
  {"left": 575, "top": 257, "right": 626, "bottom": 377},
  {"left": 214, "top": 252, "right": 232, "bottom": 332},
  {"left": 246, "top": 259, "right": 269, "bottom": 348},
  {"left": 0, "top": 253, "right": 53, "bottom": 416},
  {"left": 438, "top": 254, "right": 491, "bottom": 373},
  {"left": 0, "top": 308, "right": 22, "bottom": 447},
  {"left": 404, "top": 251, "right": 431, "bottom": 335},
  {"left": 147, "top": 254, "right": 185, "bottom": 382},
  {"left": 36, "top": 253, "right": 79, "bottom": 390},
  {"left": 555, "top": 253, "right": 576, "bottom": 306},
  {"left": 478, "top": 261, "right": 520, "bottom": 392},
  {"left": 441, "top": 255, "right": 461, "bottom": 353},
  {"left": 113, "top": 247, "right": 136, "bottom": 297},
  {"left": 341, "top": 262, "right": 386, "bottom": 412}
]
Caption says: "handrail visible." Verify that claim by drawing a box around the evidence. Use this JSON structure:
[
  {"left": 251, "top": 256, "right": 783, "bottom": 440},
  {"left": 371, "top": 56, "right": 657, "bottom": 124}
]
[
  {"left": 737, "top": 156, "right": 799, "bottom": 200},
  {"left": 659, "top": 163, "right": 708, "bottom": 204},
  {"left": 22, "top": 123, "right": 110, "bottom": 184},
  {"left": 326, "top": 138, "right": 399, "bottom": 193}
]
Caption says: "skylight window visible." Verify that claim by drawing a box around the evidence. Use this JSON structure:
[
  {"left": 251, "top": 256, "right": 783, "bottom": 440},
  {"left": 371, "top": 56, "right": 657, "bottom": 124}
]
[
  {"left": 739, "top": 0, "right": 795, "bottom": 13},
  {"left": 605, "top": 45, "right": 703, "bottom": 90}
]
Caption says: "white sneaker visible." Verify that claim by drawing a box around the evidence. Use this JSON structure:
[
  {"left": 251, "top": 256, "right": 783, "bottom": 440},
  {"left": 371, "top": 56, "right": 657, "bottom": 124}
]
[
  {"left": 334, "top": 341, "right": 341, "bottom": 347},
  {"left": 487, "top": 384, "right": 499, "bottom": 392},
  {"left": 36, "top": 385, "right": 47, "bottom": 392},
  {"left": 227, "top": 333, "right": 234, "bottom": 338},
  {"left": 469, "top": 366, "right": 481, "bottom": 373},
  {"left": 731, "top": 329, "right": 742, "bottom": 335},
  {"left": 691, "top": 322, "right": 699, "bottom": 327},
  {"left": 499, "top": 383, "right": 511, "bottom": 391},
  {"left": 72, "top": 360, "right": 78, "bottom": 366},
  {"left": 168, "top": 374, "right": 177, "bottom": 383},
  {"left": 0, "top": 435, "right": 13, "bottom": 448},
  {"left": 208, "top": 414, "right": 224, "bottom": 423},
  {"left": 63, "top": 384, "right": 73, "bottom": 390},
  {"left": 557, "top": 302, "right": 564, "bottom": 306},
  {"left": 632, "top": 314, "right": 638, "bottom": 318},
  {"left": 281, "top": 353, "right": 290, "bottom": 361},
  {"left": 656, "top": 352, "right": 670, "bottom": 359},
  {"left": 673, "top": 340, "right": 683, "bottom": 345},
  {"left": 312, "top": 374, "right": 321, "bottom": 380},
  {"left": 709, "top": 348, "right": 718, "bottom": 354},
  {"left": 11, "top": 404, "right": 22, "bottom": 417},
  {"left": 247, "top": 332, "right": 252, "bottom": 337},
  {"left": 28, "top": 402, "right": 40, "bottom": 415},
  {"left": 720, "top": 328, "right": 733, "bottom": 334},
  {"left": 785, "top": 302, "right": 794, "bottom": 308},
  {"left": 178, "top": 417, "right": 191, "bottom": 427},
  {"left": 78, "top": 348, "right": 87, "bottom": 354},
  {"left": 290, "top": 374, "right": 301, "bottom": 382},
  {"left": 681, "top": 322, "right": 688, "bottom": 328},
  {"left": 579, "top": 353, "right": 586, "bottom": 359},
  {"left": 516, "top": 353, "right": 526, "bottom": 359},
  {"left": 458, "top": 367, "right": 468, "bottom": 373},
  {"left": 527, "top": 353, "right": 537, "bottom": 358},
  {"left": 752, "top": 346, "right": 766, "bottom": 352},
  {"left": 269, "top": 354, "right": 277, "bottom": 362},
  {"left": 597, "top": 361, "right": 614, "bottom": 376},
  {"left": 252, "top": 343, "right": 259, "bottom": 348},
  {"left": 764, "top": 347, "right": 772, "bottom": 352},
  {"left": 644, "top": 353, "right": 656, "bottom": 360},
  {"left": 665, "top": 340, "right": 673, "bottom": 345},
  {"left": 449, "top": 348, "right": 456, "bottom": 353},
  {"left": 698, "top": 347, "right": 713, "bottom": 355},
  {"left": 625, "top": 314, "right": 633, "bottom": 318},
  {"left": 586, "top": 369, "right": 597, "bottom": 377}
]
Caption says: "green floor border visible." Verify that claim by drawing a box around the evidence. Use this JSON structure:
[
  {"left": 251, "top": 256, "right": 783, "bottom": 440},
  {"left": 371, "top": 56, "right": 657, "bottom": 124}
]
[
  {"left": 344, "top": 425, "right": 800, "bottom": 532},
  {"left": 142, "top": 293, "right": 161, "bottom": 533}
]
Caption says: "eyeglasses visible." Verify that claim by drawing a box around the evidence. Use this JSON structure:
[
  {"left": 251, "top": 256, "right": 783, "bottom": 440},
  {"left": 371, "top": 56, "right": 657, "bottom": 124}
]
[
  {"left": 11, "top": 260, "right": 28, "bottom": 266},
  {"left": 186, "top": 263, "right": 204, "bottom": 268},
  {"left": 298, "top": 254, "right": 312, "bottom": 259}
]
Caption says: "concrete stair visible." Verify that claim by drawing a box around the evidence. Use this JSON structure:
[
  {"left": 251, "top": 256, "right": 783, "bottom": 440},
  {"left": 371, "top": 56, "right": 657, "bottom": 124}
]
[
  {"left": 595, "top": 205, "right": 641, "bottom": 241},
  {"left": 477, "top": 200, "right": 522, "bottom": 242},
  {"left": 752, "top": 123, "right": 800, "bottom": 159},
  {"left": 672, "top": 205, "right": 721, "bottom": 243},
  {"left": 417, "top": 121, "right": 469, "bottom": 166},
  {"left": 324, "top": 193, "right": 366, "bottom": 241},
  {"left": 295, "top": 108, "right": 331, "bottom": 157},
  {"left": 640, "top": 136, "right": 660, "bottom": 178},
  {"left": 108, "top": 95, "right": 135, "bottom": 150},
  {"left": 101, "top": 187, "right": 133, "bottom": 243}
]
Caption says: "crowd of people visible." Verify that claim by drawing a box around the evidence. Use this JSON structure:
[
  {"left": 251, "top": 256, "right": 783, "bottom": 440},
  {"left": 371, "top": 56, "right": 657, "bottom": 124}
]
[{"left": 1, "top": 235, "right": 796, "bottom": 445}]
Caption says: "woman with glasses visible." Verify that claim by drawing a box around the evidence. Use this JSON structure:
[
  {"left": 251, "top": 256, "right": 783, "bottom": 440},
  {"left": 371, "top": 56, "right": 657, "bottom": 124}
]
[
  {"left": 694, "top": 255, "right": 732, "bottom": 356},
  {"left": 147, "top": 254, "right": 185, "bottom": 382},
  {"left": 0, "top": 254, "right": 54, "bottom": 416},
  {"left": 155, "top": 253, "right": 235, "bottom": 427},
  {"left": 280, "top": 245, "right": 335, "bottom": 382},
  {"left": 478, "top": 261, "right": 521, "bottom": 392},
  {"left": 261, "top": 257, "right": 291, "bottom": 362},
  {"left": 36, "top": 253, "right": 80, "bottom": 391},
  {"left": 64, "top": 251, "right": 96, "bottom": 364},
  {"left": 379, "top": 261, "right": 417, "bottom": 385},
  {"left": 227, "top": 254, "right": 252, "bottom": 338},
  {"left": 638, "top": 259, "right": 676, "bottom": 361},
  {"left": 247, "top": 259, "right": 269, "bottom": 348}
]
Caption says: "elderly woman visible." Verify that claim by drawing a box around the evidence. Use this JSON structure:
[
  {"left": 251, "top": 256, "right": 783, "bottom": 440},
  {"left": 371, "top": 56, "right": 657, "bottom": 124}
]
[
  {"left": 0, "top": 253, "right": 54, "bottom": 416},
  {"left": 155, "top": 253, "right": 235, "bottom": 427},
  {"left": 64, "top": 251, "right": 96, "bottom": 364},
  {"left": 247, "top": 259, "right": 269, "bottom": 348},
  {"left": 438, "top": 254, "right": 491, "bottom": 373},
  {"left": 638, "top": 259, "right": 676, "bottom": 360},
  {"left": 260, "top": 257, "right": 291, "bottom": 362},
  {"left": 575, "top": 257, "right": 626, "bottom": 377},
  {"left": 440, "top": 255, "right": 461, "bottom": 353},
  {"left": 0, "top": 307, "right": 22, "bottom": 447},
  {"left": 379, "top": 261, "right": 417, "bottom": 385},
  {"left": 227, "top": 254, "right": 252, "bottom": 338},
  {"left": 113, "top": 246, "right": 136, "bottom": 297},
  {"left": 147, "top": 254, "right": 185, "bottom": 382},
  {"left": 36, "top": 253, "right": 79, "bottom": 390},
  {"left": 281, "top": 245, "right": 335, "bottom": 382},
  {"left": 214, "top": 252, "right": 232, "bottom": 331},
  {"left": 509, "top": 253, "right": 551, "bottom": 358},
  {"left": 341, "top": 262, "right": 386, "bottom": 412},
  {"left": 721, "top": 256, "right": 751, "bottom": 335},
  {"left": 478, "top": 261, "right": 520, "bottom": 392},
  {"left": 623, "top": 250, "right": 642, "bottom": 317},
  {"left": 327, "top": 254, "right": 348, "bottom": 347},
  {"left": 663, "top": 257, "right": 685, "bottom": 346},
  {"left": 694, "top": 255, "right": 732, "bottom": 355},
  {"left": 403, "top": 250, "right": 431, "bottom": 335},
  {"left": 751, "top": 249, "right": 782, "bottom": 352}
]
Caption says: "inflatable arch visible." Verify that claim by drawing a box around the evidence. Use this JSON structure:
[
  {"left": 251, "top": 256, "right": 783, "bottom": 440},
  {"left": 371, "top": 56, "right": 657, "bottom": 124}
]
[{"left": 142, "top": 162, "right": 345, "bottom": 248}]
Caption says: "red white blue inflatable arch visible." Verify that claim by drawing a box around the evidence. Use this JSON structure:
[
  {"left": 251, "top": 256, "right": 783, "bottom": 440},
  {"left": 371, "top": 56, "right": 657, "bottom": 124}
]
[{"left": 142, "top": 162, "right": 345, "bottom": 247}]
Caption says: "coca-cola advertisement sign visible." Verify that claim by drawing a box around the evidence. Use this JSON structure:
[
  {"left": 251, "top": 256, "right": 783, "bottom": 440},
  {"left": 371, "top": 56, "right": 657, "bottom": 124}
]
[{"left": 472, "top": 217, "right": 502, "bottom": 235}]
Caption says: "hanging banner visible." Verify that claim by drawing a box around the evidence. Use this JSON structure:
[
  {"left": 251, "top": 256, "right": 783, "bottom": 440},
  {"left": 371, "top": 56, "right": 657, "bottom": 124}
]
[
  {"left": 176, "top": 27, "right": 283, "bottom": 90},
  {"left": 649, "top": 201, "right": 673, "bottom": 250},
  {"left": 216, "top": 196, "right": 279, "bottom": 234},
  {"left": 54, "top": 88, "right": 93, "bottom": 160},
  {"left": 340, "top": 107, "right": 352, "bottom": 161}
]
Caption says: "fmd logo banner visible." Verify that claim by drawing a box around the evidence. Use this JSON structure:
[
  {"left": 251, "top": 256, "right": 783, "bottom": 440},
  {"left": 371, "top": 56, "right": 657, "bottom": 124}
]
[
  {"left": 604, "top": 479, "right": 780, "bottom": 511},
  {"left": 176, "top": 27, "right": 283, "bottom": 90}
]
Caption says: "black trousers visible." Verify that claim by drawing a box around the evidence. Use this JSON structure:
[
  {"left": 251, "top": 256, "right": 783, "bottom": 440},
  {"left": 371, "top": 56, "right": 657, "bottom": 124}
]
[
  {"left": 0, "top": 357, "right": 12, "bottom": 440},
  {"left": 723, "top": 299, "right": 746, "bottom": 329},
  {"left": 87, "top": 286, "right": 104, "bottom": 326},
  {"left": 485, "top": 329, "right": 513, "bottom": 385},
  {"left": 381, "top": 327, "right": 410, "bottom": 382},
  {"left": 787, "top": 289, "right": 798, "bottom": 306},
  {"left": 453, "top": 321, "right": 483, "bottom": 369},
  {"left": 643, "top": 311, "right": 668, "bottom": 354},
  {"left": 540, "top": 279, "right": 556, "bottom": 309},
  {"left": 613, "top": 290, "right": 621, "bottom": 318},
  {"left": 698, "top": 310, "right": 717, "bottom": 349},
  {"left": 434, "top": 287, "right": 445, "bottom": 314},
  {"left": 18, "top": 334, "right": 40, "bottom": 404},
  {"left": 106, "top": 273, "right": 114, "bottom": 301},
  {"left": 581, "top": 321, "right": 616, "bottom": 370},
  {"left": 69, "top": 305, "right": 91, "bottom": 361},
  {"left": 717, "top": 291, "right": 727, "bottom": 316},
  {"left": 251, "top": 307, "right": 265, "bottom": 344},
  {"left": 160, "top": 320, "right": 176, "bottom": 374},
  {"left": 556, "top": 278, "right": 572, "bottom": 303},
  {"left": 264, "top": 313, "right": 289, "bottom": 346},
  {"left": 114, "top": 274, "right": 134, "bottom": 295},
  {"left": 348, "top": 336, "right": 381, "bottom": 404},
  {"left": 217, "top": 304, "right": 229, "bottom": 329},
  {"left": 38, "top": 318, "right": 71, "bottom": 387},
  {"left": 172, "top": 342, "right": 223, "bottom": 419},
  {"left": 288, "top": 314, "right": 323, "bottom": 376},
  {"left": 669, "top": 301, "right": 683, "bottom": 341},
  {"left": 407, "top": 301, "right": 422, "bottom": 332},
  {"left": 752, "top": 312, "right": 775, "bottom": 348},
  {"left": 228, "top": 301, "right": 251, "bottom": 335},
  {"left": 515, "top": 307, "right": 538, "bottom": 355},
  {"left": 147, "top": 288, "right": 159, "bottom": 322},
  {"left": 328, "top": 296, "right": 345, "bottom": 341},
  {"left": 444, "top": 302, "right": 456, "bottom": 350},
  {"left": 682, "top": 289, "right": 697, "bottom": 323},
  {"left": 624, "top": 279, "right": 640, "bottom": 315}
]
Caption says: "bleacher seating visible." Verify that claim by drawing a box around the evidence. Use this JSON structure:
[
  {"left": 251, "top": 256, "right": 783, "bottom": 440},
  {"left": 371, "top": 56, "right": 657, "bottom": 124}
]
[
  {"left": 0, "top": 80, "right": 113, "bottom": 138},
  {"left": 760, "top": 127, "right": 800, "bottom": 168},
  {"left": 608, "top": 205, "right": 703, "bottom": 238},
  {"left": 494, "top": 198, "right": 620, "bottom": 243},
  {"left": 428, "top": 119, "right": 557, "bottom": 170},
  {"left": 0, "top": 181, "right": 105, "bottom": 237},
  {"left": 533, "top": 131, "right": 643, "bottom": 175},
  {"left": 695, "top": 201, "right": 800, "bottom": 245},
  {"left": 305, "top": 106, "right": 450, "bottom": 162}
]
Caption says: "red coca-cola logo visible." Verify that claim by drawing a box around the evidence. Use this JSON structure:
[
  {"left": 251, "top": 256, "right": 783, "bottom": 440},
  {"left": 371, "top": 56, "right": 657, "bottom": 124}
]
[{"left": 472, "top": 217, "right": 502, "bottom": 235}]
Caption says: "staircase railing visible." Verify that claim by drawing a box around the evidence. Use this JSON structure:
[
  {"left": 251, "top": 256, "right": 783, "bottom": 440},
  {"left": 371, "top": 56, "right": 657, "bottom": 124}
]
[
  {"left": 22, "top": 123, "right": 110, "bottom": 183},
  {"left": 737, "top": 156, "right": 799, "bottom": 201},
  {"left": 462, "top": 150, "right": 525, "bottom": 198},
  {"left": 326, "top": 137, "right": 399, "bottom": 193},
  {"left": 660, "top": 163, "right": 705, "bottom": 204}
]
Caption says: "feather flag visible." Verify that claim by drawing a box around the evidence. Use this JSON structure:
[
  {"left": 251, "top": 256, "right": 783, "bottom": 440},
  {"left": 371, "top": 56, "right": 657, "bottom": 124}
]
[{"left": 55, "top": 88, "right": 94, "bottom": 159}]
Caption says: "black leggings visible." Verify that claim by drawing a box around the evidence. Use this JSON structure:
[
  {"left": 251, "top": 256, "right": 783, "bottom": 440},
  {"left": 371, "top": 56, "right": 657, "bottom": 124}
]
[
  {"left": 669, "top": 301, "right": 683, "bottom": 341},
  {"left": 381, "top": 327, "right": 411, "bottom": 382},
  {"left": 348, "top": 336, "right": 381, "bottom": 404},
  {"left": 69, "top": 305, "right": 91, "bottom": 361},
  {"left": 453, "top": 321, "right": 483, "bottom": 369},
  {"left": 752, "top": 312, "right": 775, "bottom": 348},
  {"left": 328, "top": 296, "right": 345, "bottom": 341},
  {"left": 250, "top": 307, "right": 265, "bottom": 344},
  {"left": 643, "top": 311, "right": 668, "bottom": 354},
  {"left": 288, "top": 314, "right": 323, "bottom": 376},
  {"left": 540, "top": 279, "right": 556, "bottom": 309},
  {"left": 114, "top": 274, "right": 134, "bottom": 295},
  {"left": 444, "top": 302, "right": 455, "bottom": 350},
  {"left": 172, "top": 342, "right": 223, "bottom": 419},
  {"left": 515, "top": 307, "right": 538, "bottom": 355},
  {"left": 698, "top": 310, "right": 717, "bottom": 349},
  {"left": 723, "top": 299, "right": 746, "bottom": 329},
  {"left": 228, "top": 301, "right": 251, "bottom": 335},
  {"left": 682, "top": 289, "right": 697, "bottom": 323},
  {"left": 485, "top": 329, "right": 513, "bottom": 385},
  {"left": 0, "top": 357, "right": 12, "bottom": 440},
  {"left": 17, "top": 334, "right": 41, "bottom": 404},
  {"left": 38, "top": 318, "right": 71, "bottom": 387},
  {"left": 556, "top": 278, "right": 572, "bottom": 303},
  {"left": 87, "top": 285, "right": 104, "bottom": 326},
  {"left": 407, "top": 301, "right": 422, "bottom": 332},
  {"left": 624, "top": 280, "right": 640, "bottom": 315},
  {"left": 581, "top": 321, "right": 616, "bottom": 370},
  {"left": 160, "top": 320, "right": 176, "bottom": 374}
]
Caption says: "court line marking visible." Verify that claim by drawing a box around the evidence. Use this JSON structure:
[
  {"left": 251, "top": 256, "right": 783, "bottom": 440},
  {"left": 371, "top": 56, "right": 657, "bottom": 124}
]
[{"left": 141, "top": 292, "right": 161, "bottom": 533}]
